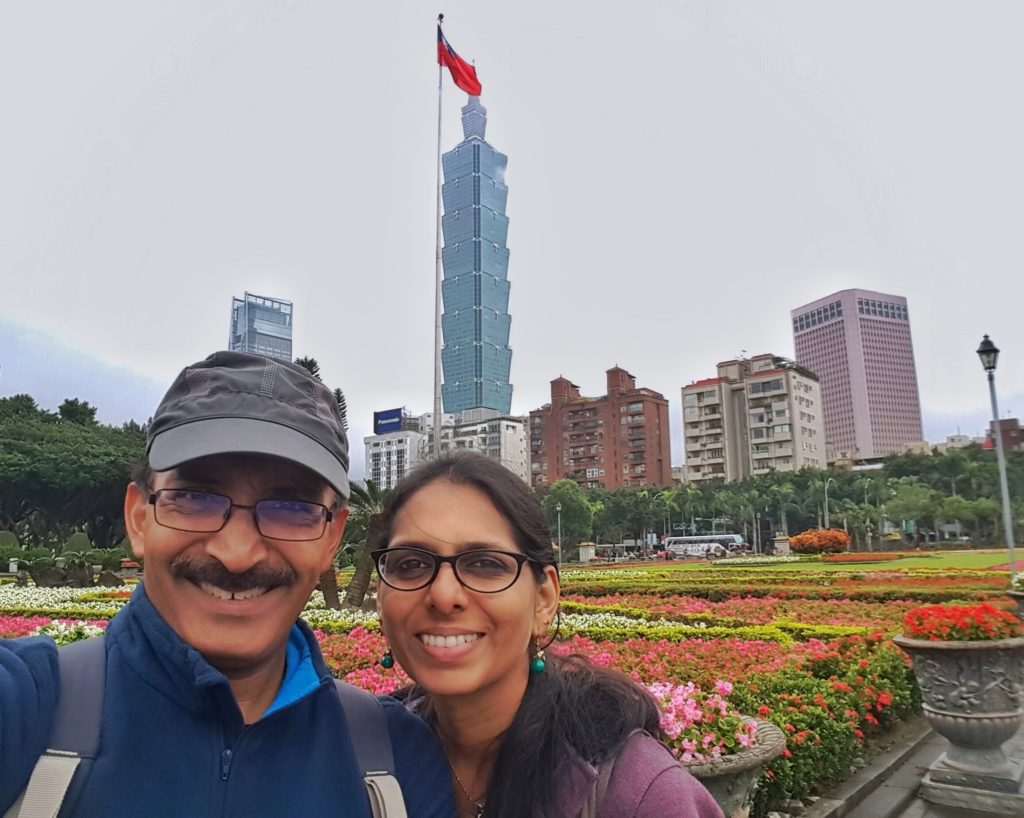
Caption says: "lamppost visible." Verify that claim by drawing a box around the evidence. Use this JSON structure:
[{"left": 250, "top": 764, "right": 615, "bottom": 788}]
[
  {"left": 823, "top": 477, "right": 836, "bottom": 530},
  {"left": 977, "top": 335, "right": 1017, "bottom": 585},
  {"left": 555, "top": 502, "right": 563, "bottom": 571}
]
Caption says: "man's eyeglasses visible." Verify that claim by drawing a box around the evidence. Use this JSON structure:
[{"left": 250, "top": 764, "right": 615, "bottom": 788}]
[
  {"left": 371, "top": 546, "right": 534, "bottom": 593},
  {"left": 149, "top": 489, "right": 333, "bottom": 542}
]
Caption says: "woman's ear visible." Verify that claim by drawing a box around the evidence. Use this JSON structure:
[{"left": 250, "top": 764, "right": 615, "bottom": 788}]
[{"left": 533, "top": 565, "right": 560, "bottom": 637}]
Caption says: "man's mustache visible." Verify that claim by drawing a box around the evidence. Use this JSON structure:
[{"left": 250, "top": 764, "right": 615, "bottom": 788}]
[{"left": 170, "top": 555, "right": 297, "bottom": 592}]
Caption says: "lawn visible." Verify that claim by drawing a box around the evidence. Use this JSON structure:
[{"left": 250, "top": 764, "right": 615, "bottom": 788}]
[{"left": 576, "top": 550, "right": 1016, "bottom": 573}]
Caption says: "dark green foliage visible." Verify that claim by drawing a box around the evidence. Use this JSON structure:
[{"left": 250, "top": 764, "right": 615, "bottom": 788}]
[{"left": 0, "top": 394, "right": 146, "bottom": 548}]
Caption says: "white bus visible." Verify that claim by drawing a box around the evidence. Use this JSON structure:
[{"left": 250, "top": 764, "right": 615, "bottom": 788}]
[{"left": 662, "top": 534, "right": 744, "bottom": 559}]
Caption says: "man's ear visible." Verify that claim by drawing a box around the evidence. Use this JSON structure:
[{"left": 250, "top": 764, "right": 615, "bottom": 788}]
[
  {"left": 124, "top": 482, "right": 150, "bottom": 559},
  {"left": 319, "top": 506, "right": 349, "bottom": 574}
]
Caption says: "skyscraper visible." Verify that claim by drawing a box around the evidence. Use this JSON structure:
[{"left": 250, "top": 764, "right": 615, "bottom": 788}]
[
  {"left": 440, "top": 96, "right": 513, "bottom": 415},
  {"left": 228, "top": 292, "right": 293, "bottom": 361},
  {"left": 791, "top": 289, "right": 923, "bottom": 460}
]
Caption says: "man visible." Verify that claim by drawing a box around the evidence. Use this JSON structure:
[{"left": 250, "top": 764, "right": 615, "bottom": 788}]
[{"left": 0, "top": 351, "right": 455, "bottom": 817}]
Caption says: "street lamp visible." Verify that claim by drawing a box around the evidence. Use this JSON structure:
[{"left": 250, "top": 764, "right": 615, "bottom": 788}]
[
  {"left": 823, "top": 477, "right": 836, "bottom": 530},
  {"left": 555, "top": 502, "right": 563, "bottom": 571},
  {"left": 977, "top": 335, "right": 1017, "bottom": 585}
]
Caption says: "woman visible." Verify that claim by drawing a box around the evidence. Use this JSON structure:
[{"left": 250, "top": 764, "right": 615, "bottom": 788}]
[{"left": 373, "top": 453, "right": 723, "bottom": 818}]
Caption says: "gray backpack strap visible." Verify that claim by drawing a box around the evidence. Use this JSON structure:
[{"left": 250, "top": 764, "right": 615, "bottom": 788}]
[
  {"left": 334, "top": 680, "right": 408, "bottom": 818},
  {"left": 5, "top": 637, "right": 106, "bottom": 818}
]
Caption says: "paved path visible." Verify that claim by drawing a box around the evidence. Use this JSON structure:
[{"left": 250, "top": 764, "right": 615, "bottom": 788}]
[{"left": 808, "top": 717, "right": 1024, "bottom": 818}]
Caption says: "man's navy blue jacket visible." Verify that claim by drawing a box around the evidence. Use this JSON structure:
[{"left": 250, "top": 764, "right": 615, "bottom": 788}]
[{"left": 0, "top": 586, "right": 455, "bottom": 817}]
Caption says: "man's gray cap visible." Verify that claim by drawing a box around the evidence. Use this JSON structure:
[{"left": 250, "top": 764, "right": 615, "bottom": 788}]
[{"left": 147, "top": 351, "right": 350, "bottom": 499}]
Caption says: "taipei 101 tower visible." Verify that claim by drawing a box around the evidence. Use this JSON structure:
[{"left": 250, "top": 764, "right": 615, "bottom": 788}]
[{"left": 439, "top": 96, "right": 513, "bottom": 416}]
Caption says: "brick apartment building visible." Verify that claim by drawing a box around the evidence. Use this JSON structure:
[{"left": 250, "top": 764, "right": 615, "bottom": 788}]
[{"left": 529, "top": 367, "right": 672, "bottom": 490}]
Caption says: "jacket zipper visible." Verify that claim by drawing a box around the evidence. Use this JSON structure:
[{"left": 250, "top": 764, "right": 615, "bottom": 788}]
[{"left": 221, "top": 748, "right": 233, "bottom": 781}]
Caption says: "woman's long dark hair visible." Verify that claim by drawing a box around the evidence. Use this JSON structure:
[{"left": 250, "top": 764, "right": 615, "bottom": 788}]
[{"left": 381, "top": 452, "right": 661, "bottom": 818}]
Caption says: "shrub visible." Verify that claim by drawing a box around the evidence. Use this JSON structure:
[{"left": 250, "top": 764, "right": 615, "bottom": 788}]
[
  {"left": 65, "top": 532, "right": 93, "bottom": 552},
  {"left": 0, "top": 531, "right": 19, "bottom": 548},
  {"left": 789, "top": 529, "right": 851, "bottom": 554}
]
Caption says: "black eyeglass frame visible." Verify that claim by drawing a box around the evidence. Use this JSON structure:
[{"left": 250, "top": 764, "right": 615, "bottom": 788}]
[
  {"left": 148, "top": 489, "right": 334, "bottom": 542},
  {"left": 371, "top": 546, "right": 535, "bottom": 593}
]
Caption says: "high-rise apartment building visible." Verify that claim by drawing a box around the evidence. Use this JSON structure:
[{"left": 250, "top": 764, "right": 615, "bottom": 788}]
[
  {"left": 228, "top": 292, "right": 293, "bottom": 361},
  {"left": 791, "top": 289, "right": 923, "bottom": 460},
  {"left": 440, "top": 96, "right": 513, "bottom": 415},
  {"left": 683, "top": 354, "right": 826, "bottom": 483},
  {"left": 529, "top": 367, "right": 672, "bottom": 490},
  {"left": 364, "top": 410, "right": 530, "bottom": 487}
]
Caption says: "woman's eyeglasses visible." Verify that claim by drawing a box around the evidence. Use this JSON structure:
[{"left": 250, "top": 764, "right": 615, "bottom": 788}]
[{"left": 371, "top": 546, "right": 533, "bottom": 593}]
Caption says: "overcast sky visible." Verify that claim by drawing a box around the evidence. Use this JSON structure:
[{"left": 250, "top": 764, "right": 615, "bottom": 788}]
[{"left": 2, "top": 0, "right": 1022, "bottom": 480}]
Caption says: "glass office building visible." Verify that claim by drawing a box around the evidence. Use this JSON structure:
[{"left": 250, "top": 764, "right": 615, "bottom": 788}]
[
  {"left": 440, "top": 96, "right": 513, "bottom": 415},
  {"left": 228, "top": 292, "right": 293, "bottom": 361}
]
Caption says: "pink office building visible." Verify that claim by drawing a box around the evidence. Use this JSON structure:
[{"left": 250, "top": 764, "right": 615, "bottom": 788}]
[{"left": 791, "top": 289, "right": 924, "bottom": 461}]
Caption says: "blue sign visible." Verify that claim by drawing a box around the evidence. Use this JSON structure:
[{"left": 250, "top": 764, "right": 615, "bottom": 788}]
[{"left": 374, "top": 408, "right": 403, "bottom": 435}]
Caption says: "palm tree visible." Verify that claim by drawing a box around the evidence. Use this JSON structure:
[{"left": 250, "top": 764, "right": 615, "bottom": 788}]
[
  {"left": 341, "top": 480, "right": 393, "bottom": 609},
  {"left": 769, "top": 482, "right": 800, "bottom": 537}
]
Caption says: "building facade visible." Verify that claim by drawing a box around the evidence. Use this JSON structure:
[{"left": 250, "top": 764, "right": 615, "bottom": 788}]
[
  {"left": 228, "top": 292, "right": 293, "bottom": 361},
  {"left": 987, "top": 418, "right": 1023, "bottom": 454},
  {"left": 364, "top": 410, "right": 529, "bottom": 487},
  {"left": 440, "top": 96, "right": 513, "bottom": 415},
  {"left": 683, "top": 355, "right": 827, "bottom": 483},
  {"left": 364, "top": 411, "right": 427, "bottom": 490},
  {"left": 791, "top": 289, "right": 923, "bottom": 461},
  {"left": 529, "top": 367, "right": 672, "bottom": 490}
]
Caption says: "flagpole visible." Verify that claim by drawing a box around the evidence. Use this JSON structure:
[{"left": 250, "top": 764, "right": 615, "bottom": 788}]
[{"left": 432, "top": 15, "right": 445, "bottom": 459}]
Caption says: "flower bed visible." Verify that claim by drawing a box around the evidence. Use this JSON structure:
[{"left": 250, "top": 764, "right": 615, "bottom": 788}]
[
  {"left": 712, "top": 555, "right": 804, "bottom": 566},
  {"left": 902, "top": 602, "right": 1024, "bottom": 641},
  {"left": 821, "top": 552, "right": 910, "bottom": 564},
  {"left": 0, "top": 565, "right": 949, "bottom": 817}
]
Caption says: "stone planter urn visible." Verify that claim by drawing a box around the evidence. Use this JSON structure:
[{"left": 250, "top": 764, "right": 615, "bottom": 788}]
[
  {"left": 893, "top": 635, "right": 1024, "bottom": 798},
  {"left": 685, "top": 719, "right": 787, "bottom": 818},
  {"left": 1009, "top": 591, "right": 1024, "bottom": 620}
]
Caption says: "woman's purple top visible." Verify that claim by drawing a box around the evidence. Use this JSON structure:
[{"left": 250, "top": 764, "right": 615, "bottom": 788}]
[{"left": 558, "top": 732, "right": 726, "bottom": 818}]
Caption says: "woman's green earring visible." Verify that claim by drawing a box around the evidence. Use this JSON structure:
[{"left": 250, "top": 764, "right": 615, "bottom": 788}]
[
  {"left": 530, "top": 648, "right": 546, "bottom": 674},
  {"left": 380, "top": 648, "right": 394, "bottom": 669}
]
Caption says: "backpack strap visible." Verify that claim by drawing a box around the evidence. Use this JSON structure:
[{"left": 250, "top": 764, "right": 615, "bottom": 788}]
[
  {"left": 334, "top": 679, "right": 408, "bottom": 818},
  {"left": 5, "top": 637, "right": 106, "bottom": 818},
  {"left": 579, "top": 728, "right": 649, "bottom": 818}
]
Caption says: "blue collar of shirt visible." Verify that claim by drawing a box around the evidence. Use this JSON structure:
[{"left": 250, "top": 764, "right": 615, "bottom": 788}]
[{"left": 263, "top": 624, "right": 322, "bottom": 718}]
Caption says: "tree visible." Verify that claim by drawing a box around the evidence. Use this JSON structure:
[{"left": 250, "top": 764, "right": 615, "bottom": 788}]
[
  {"left": 0, "top": 401, "right": 145, "bottom": 547},
  {"left": 885, "top": 481, "right": 939, "bottom": 540},
  {"left": 293, "top": 356, "right": 321, "bottom": 380},
  {"left": 768, "top": 482, "right": 800, "bottom": 537},
  {"left": 541, "top": 480, "right": 593, "bottom": 560},
  {"left": 333, "top": 388, "right": 349, "bottom": 432},
  {"left": 340, "top": 480, "right": 393, "bottom": 609},
  {"left": 58, "top": 398, "right": 98, "bottom": 426}
]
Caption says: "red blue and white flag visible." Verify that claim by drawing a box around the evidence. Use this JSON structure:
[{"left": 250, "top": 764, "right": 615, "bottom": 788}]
[{"left": 437, "top": 26, "right": 482, "bottom": 96}]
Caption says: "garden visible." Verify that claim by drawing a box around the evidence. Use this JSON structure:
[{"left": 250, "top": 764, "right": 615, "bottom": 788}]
[{"left": 3, "top": 556, "right": 1020, "bottom": 817}]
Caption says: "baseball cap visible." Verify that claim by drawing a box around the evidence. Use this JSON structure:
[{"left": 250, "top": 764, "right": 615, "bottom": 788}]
[{"left": 147, "top": 351, "right": 350, "bottom": 499}]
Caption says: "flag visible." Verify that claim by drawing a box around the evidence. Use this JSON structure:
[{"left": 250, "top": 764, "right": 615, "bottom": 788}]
[{"left": 437, "top": 26, "right": 482, "bottom": 96}]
